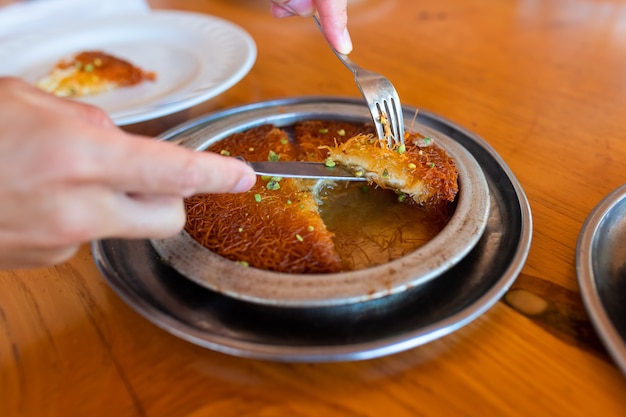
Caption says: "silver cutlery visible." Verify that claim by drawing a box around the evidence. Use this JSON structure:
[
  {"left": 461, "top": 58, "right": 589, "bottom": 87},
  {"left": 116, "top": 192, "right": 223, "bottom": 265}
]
[
  {"left": 313, "top": 14, "right": 405, "bottom": 149},
  {"left": 242, "top": 159, "right": 367, "bottom": 181}
]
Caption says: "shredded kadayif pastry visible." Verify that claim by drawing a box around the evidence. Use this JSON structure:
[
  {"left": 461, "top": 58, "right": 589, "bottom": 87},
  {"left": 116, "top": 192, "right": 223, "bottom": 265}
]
[{"left": 184, "top": 120, "right": 458, "bottom": 274}]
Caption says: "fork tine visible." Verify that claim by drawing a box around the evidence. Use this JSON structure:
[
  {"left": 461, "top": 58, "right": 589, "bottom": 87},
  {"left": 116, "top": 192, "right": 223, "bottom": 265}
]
[
  {"left": 374, "top": 97, "right": 404, "bottom": 149},
  {"left": 388, "top": 96, "right": 404, "bottom": 147},
  {"left": 355, "top": 73, "right": 404, "bottom": 148},
  {"left": 368, "top": 101, "right": 386, "bottom": 141},
  {"left": 377, "top": 100, "right": 394, "bottom": 148}
]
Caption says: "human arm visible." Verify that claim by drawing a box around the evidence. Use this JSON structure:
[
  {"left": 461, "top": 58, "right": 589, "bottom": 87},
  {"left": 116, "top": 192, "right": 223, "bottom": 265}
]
[{"left": 0, "top": 77, "right": 256, "bottom": 269}]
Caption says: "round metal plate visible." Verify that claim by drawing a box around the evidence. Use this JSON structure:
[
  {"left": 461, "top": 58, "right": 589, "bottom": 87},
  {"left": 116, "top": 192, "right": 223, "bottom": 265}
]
[
  {"left": 92, "top": 96, "right": 532, "bottom": 362},
  {"left": 149, "top": 100, "right": 490, "bottom": 307},
  {"left": 577, "top": 183, "right": 626, "bottom": 375}
]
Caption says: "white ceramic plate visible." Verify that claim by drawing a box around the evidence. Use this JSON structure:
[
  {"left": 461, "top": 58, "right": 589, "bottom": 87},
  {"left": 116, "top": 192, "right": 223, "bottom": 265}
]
[{"left": 0, "top": 10, "right": 256, "bottom": 125}]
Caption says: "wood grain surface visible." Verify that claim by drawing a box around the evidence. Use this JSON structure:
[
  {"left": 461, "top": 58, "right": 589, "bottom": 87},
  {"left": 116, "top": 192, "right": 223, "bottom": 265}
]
[{"left": 2, "top": 0, "right": 626, "bottom": 416}]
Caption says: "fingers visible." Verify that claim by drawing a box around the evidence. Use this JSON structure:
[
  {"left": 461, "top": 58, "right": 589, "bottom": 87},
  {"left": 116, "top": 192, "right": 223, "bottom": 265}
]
[
  {"left": 271, "top": 0, "right": 314, "bottom": 16},
  {"left": 0, "top": 245, "right": 80, "bottom": 270},
  {"left": 103, "top": 192, "right": 188, "bottom": 239},
  {"left": 270, "top": 0, "right": 352, "bottom": 54},
  {"left": 315, "top": 0, "right": 352, "bottom": 54},
  {"left": 58, "top": 190, "right": 188, "bottom": 241},
  {"left": 48, "top": 188, "right": 188, "bottom": 241},
  {"left": 5, "top": 76, "right": 117, "bottom": 129},
  {"left": 0, "top": 77, "right": 259, "bottom": 269},
  {"left": 0, "top": 186, "right": 188, "bottom": 256},
  {"left": 7, "top": 77, "right": 257, "bottom": 197},
  {"left": 92, "top": 134, "right": 257, "bottom": 196},
  {"left": 0, "top": 187, "right": 188, "bottom": 270}
]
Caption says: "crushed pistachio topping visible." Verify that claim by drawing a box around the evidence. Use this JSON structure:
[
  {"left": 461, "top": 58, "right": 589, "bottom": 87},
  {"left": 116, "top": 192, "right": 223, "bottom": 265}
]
[
  {"left": 429, "top": 162, "right": 436, "bottom": 169},
  {"left": 238, "top": 227, "right": 243, "bottom": 233},
  {"left": 324, "top": 158, "right": 336, "bottom": 168},
  {"left": 266, "top": 180, "right": 281, "bottom": 191},
  {"left": 254, "top": 194, "right": 262, "bottom": 202},
  {"left": 307, "top": 225, "right": 314, "bottom": 232},
  {"left": 220, "top": 149, "right": 230, "bottom": 156},
  {"left": 398, "top": 193, "right": 407, "bottom": 202},
  {"left": 84, "top": 63, "right": 94, "bottom": 73},
  {"left": 296, "top": 234, "right": 304, "bottom": 242},
  {"left": 280, "top": 138, "right": 288, "bottom": 145},
  {"left": 397, "top": 144, "right": 406, "bottom": 154},
  {"left": 93, "top": 58, "right": 102, "bottom": 66},
  {"left": 355, "top": 170, "right": 364, "bottom": 177},
  {"left": 337, "top": 129, "right": 346, "bottom": 136},
  {"left": 408, "top": 162, "right": 417, "bottom": 169},
  {"left": 382, "top": 169, "right": 389, "bottom": 178},
  {"left": 268, "top": 150, "right": 280, "bottom": 161},
  {"left": 417, "top": 137, "right": 433, "bottom": 147},
  {"left": 235, "top": 261, "right": 249, "bottom": 267},
  {"left": 318, "top": 128, "right": 329, "bottom": 134}
]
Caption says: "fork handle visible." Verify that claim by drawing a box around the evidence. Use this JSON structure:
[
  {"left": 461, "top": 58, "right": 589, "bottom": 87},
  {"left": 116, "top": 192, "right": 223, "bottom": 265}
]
[{"left": 312, "top": 14, "right": 359, "bottom": 77}]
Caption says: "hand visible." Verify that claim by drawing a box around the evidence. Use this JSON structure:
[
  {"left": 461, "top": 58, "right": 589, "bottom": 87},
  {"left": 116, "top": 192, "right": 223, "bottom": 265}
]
[
  {"left": 0, "top": 77, "right": 256, "bottom": 269},
  {"left": 270, "top": 0, "right": 352, "bottom": 54}
]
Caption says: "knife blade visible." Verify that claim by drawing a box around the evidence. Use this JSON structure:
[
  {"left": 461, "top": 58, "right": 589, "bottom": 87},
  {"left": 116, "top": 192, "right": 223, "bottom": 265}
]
[{"left": 244, "top": 160, "right": 367, "bottom": 181}]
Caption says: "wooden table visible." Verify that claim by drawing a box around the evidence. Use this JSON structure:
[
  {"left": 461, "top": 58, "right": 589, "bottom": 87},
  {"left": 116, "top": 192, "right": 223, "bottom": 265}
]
[{"left": 2, "top": 0, "right": 626, "bottom": 415}]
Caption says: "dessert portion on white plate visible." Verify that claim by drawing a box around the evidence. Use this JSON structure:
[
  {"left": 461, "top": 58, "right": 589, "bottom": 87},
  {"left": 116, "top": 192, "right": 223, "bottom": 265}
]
[{"left": 0, "top": 9, "right": 256, "bottom": 125}]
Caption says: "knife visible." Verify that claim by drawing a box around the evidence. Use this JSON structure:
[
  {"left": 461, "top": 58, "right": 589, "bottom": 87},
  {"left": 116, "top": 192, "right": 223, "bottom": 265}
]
[{"left": 240, "top": 159, "right": 367, "bottom": 181}]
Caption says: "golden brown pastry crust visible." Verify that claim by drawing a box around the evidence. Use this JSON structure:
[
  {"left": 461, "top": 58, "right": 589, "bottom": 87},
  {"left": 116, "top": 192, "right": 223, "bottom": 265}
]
[
  {"left": 184, "top": 121, "right": 458, "bottom": 274},
  {"left": 36, "top": 50, "right": 156, "bottom": 97},
  {"left": 326, "top": 133, "right": 458, "bottom": 205}
]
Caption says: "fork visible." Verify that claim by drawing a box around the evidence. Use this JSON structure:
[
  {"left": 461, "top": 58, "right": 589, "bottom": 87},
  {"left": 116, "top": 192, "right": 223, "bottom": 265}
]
[{"left": 313, "top": 14, "right": 405, "bottom": 149}]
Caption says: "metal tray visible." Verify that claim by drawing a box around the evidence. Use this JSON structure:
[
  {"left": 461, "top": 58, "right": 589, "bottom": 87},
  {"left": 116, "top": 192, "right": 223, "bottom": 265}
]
[
  {"left": 92, "top": 97, "right": 532, "bottom": 362},
  {"left": 577, "top": 184, "right": 626, "bottom": 374}
]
